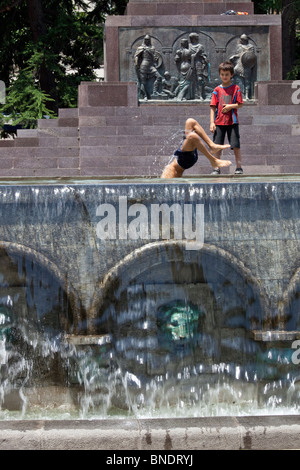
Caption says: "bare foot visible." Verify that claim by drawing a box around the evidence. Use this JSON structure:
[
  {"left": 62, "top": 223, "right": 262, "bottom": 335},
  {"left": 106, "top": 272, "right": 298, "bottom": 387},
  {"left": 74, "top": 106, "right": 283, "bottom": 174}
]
[
  {"left": 210, "top": 143, "right": 230, "bottom": 154},
  {"left": 212, "top": 159, "right": 232, "bottom": 170}
]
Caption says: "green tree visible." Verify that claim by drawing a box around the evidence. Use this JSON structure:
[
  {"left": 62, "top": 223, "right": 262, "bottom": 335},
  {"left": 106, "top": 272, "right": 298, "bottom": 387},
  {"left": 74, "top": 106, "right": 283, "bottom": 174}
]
[
  {"left": 0, "top": 0, "right": 129, "bottom": 129},
  {"left": 255, "top": 0, "right": 300, "bottom": 78}
]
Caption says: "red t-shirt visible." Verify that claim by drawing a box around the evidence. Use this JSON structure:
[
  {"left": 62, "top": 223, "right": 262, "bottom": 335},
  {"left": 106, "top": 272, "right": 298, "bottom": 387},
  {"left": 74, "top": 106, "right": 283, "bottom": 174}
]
[{"left": 210, "top": 84, "right": 243, "bottom": 126}]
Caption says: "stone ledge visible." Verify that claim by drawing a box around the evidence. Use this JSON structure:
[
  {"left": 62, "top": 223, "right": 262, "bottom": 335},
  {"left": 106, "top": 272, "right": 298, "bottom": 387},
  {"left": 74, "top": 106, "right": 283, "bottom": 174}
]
[
  {"left": 252, "top": 330, "right": 300, "bottom": 342},
  {"left": 64, "top": 334, "right": 112, "bottom": 345},
  {"left": 0, "top": 416, "right": 300, "bottom": 450},
  {"left": 106, "top": 14, "right": 281, "bottom": 27},
  {"left": 254, "top": 81, "right": 300, "bottom": 106},
  {"left": 126, "top": 2, "right": 254, "bottom": 16}
]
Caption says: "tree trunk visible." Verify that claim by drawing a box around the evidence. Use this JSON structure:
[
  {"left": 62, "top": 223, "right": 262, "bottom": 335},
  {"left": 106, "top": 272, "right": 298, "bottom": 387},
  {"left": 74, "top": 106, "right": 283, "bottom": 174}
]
[
  {"left": 27, "top": 0, "right": 47, "bottom": 40},
  {"left": 26, "top": 0, "right": 58, "bottom": 111}
]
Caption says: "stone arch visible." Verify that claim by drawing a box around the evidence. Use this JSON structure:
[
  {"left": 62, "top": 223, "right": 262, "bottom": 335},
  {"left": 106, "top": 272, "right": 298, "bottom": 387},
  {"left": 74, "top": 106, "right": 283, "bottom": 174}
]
[
  {"left": 131, "top": 34, "right": 163, "bottom": 51},
  {"left": 225, "top": 34, "right": 258, "bottom": 51},
  {"left": 281, "top": 267, "right": 300, "bottom": 330},
  {"left": 95, "top": 240, "right": 268, "bottom": 326},
  {"left": 172, "top": 31, "right": 215, "bottom": 80},
  {"left": 0, "top": 241, "right": 82, "bottom": 335},
  {"left": 171, "top": 30, "right": 217, "bottom": 50},
  {"left": 92, "top": 241, "right": 268, "bottom": 385},
  {"left": 0, "top": 241, "right": 85, "bottom": 402}
]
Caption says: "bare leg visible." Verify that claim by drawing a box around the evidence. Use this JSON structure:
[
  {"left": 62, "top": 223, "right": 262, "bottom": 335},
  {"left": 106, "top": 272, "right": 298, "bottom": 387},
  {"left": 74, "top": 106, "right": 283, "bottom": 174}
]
[
  {"left": 211, "top": 149, "right": 222, "bottom": 171},
  {"left": 161, "top": 160, "right": 184, "bottom": 178},
  {"left": 184, "top": 118, "right": 230, "bottom": 154},
  {"left": 181, "top": 131, "right": 232, "bottom": 169},
  {"left": 234, "top": 148, "right": 242, "bottom": 168}
]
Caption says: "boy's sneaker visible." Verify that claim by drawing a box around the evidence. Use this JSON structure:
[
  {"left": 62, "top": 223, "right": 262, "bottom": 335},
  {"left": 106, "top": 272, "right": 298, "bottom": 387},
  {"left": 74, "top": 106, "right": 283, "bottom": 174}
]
[
  {"left": 211, "top": 168, "right": 220, "bottom": 175},
  {"left": 234, "top": 167, "right": 243, "bottom": 175}
]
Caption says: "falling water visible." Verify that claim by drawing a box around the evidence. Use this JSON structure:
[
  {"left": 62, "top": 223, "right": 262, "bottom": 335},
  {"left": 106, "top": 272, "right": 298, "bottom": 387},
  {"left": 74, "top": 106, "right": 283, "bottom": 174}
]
[
  {"left": 149, "top": 128, "right": 185, "bottom": 175},
  {"left": 1, "top": 178, "right": 300, "bottom": 419}
]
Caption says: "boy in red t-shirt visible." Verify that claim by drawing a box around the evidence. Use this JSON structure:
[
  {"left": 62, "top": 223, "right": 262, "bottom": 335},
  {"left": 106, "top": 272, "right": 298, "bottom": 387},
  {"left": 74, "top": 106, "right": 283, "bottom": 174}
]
[{"left": 210, "top": 61, "right": 244, "bottom": 175}]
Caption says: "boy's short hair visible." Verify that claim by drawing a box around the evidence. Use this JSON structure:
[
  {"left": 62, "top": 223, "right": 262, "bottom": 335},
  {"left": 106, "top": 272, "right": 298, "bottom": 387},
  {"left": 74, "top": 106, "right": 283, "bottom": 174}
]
[{"left": 218, "top": 61, "right": 234, "bottom": 75}]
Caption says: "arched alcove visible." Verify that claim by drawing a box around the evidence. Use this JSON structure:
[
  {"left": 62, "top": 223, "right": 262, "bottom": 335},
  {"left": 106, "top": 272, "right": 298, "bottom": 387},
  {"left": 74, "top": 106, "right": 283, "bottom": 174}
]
[
  {"left": 95, "top": 241, "right": 267, "bottom": 382},
  {"left": 0, "top": 242, "right": 81, "bottom": 335},
  {"left": 281, "top": 268, "right": 300, "bottom": 331},
  {"left": 0, "top": 242, "right": 81, "bottom": 399}
]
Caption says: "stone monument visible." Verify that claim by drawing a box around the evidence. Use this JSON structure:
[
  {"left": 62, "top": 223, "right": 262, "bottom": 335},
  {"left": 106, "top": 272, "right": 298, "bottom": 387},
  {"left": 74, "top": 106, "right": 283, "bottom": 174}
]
[
  {"left": 103, "top": 0, "right": 282, "bottom": 103},
  {"left": 1, "top": 0, "right": 299, "bottom": 178}
]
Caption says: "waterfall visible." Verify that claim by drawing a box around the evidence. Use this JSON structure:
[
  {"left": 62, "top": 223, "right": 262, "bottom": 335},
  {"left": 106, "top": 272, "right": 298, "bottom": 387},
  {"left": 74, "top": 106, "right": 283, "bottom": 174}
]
[{"left": 1, "top": 177, "right": 300, "bottom": 418}]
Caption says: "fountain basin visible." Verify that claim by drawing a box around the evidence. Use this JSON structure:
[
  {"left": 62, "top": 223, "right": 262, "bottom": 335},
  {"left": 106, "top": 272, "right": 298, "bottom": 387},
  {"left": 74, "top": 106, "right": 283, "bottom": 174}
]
[
  {"left": 1, "top": 415, "right": 300, "bottom": 450},
  {"left": 1, "top": 175, "right": 300, "bottom": 426}
]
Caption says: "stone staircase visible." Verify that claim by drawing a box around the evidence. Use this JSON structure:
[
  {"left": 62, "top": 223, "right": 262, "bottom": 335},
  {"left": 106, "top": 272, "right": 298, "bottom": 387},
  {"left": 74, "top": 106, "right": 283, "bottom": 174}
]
[
  {"left": 0, "top": 102, "right": 300, "bottom": 178},
  {"left": 0, "top": 108, "right": 80, "bottom": 178}
]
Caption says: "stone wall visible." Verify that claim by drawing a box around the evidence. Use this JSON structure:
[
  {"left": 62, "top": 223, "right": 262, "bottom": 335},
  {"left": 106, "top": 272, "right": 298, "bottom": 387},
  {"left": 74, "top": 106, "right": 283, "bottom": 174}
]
[
  {"left": 1, "top": 179, "right": 300, "bottom": 335},
  {"left": 125, "top": 0, "right": 254, "bottom": 16},
  {"left": 104, "top": 14, "right": 282, "bottom": 85}
]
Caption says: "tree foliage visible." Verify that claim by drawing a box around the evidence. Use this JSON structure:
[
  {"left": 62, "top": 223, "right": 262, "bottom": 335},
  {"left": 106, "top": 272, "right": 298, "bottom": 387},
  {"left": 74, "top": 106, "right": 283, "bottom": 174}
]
[
  {"left": 255, "top": 0, "right": 300, "bottom": 78},
  {"left": 0, "top": 0, "right": 129, "bottom": 128},
  {"left": 2, "top": 0, "right": 299, "bottom": 129}
]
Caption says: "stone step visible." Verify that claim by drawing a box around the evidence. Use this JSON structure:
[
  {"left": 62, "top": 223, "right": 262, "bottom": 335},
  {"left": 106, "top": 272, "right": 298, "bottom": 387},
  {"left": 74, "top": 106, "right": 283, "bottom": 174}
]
[
  {"left": 2, "top": 126, "right": 298, "bottom": 157},
  {"left": 79, "top": 164, "right": 295, "bottom": 178},
  {"left": 37, "top": 127, "right": 79, "bottom": 137},
  {"left": 78, "top": 126, "right": 298, "bottom": 142},
  {"left": 37, "top": 118, "right": 59, "bottom": 128},
  {"left": 78, "top": 114, "right": 300, "bottom": 129},
  {"left": 1, "top": 100, "right": 300, "bottom": 178},
  {"left": 58, "top": 108, "right": 79, "bottom": 118},
  {"left": 78, "top": 152, "right": 300, "bottom": 171},
  {"left": 252, "top": 115, "right": 300, "bottom": 126},
  {"left": 0, "top": 146, "right": 79, "bottom": 158},
  {"left": 0, "top": 139, "right": 15, "bottom": 147},
  {"left": 78, "top": 140, "right": 299, "bottom": 162},
  {"left": 14, "top": 137, "right": 40, "bottom": 147},
  {"left": 0, "top": 155, "right": 298, "bottom": 178},
  {"left": 0, "top": 146, "right": 292, "bottom": 168},
  {"left": 37, "top": 136, "right": 79, "bottom": 148},
  {"left": 78, "top": 103, "right": 300, "bottom": 117},
  {"left": 37, "top": 117, "right": 79, "bottom": 130},
  {"left": 16, "top": 129, "right": 38, "bottom": 138}
]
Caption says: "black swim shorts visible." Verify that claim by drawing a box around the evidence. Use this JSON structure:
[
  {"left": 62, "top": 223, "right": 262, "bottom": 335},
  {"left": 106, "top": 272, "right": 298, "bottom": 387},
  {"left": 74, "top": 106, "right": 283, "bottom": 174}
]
[{"left": 174, "top": 148, "right": 198, "bottom": 170}]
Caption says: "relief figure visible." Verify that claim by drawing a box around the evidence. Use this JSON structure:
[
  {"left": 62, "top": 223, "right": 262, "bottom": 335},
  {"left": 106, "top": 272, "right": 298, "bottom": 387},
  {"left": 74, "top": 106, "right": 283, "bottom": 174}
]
[
  {"left": 174, "top": 38, "right": 195, "bottom": 100},
  {"left": 229, "top": 34, "right": 257, "bottom": 100},
  {"left": 134, "top": 34, "right": 163, "bottom": 100},
  {"left": 189, "top": 32, "right": 209, "bottom": 100}
]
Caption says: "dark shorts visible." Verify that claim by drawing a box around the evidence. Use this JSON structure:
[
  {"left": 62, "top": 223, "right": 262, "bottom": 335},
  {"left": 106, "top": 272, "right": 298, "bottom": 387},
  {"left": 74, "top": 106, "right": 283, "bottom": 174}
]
[
  {"left": 174, "top": 148, "right": 198, "bottom": 170},
  {"left": 213, "top": 124, "right": 240, "bottom": 149}
]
